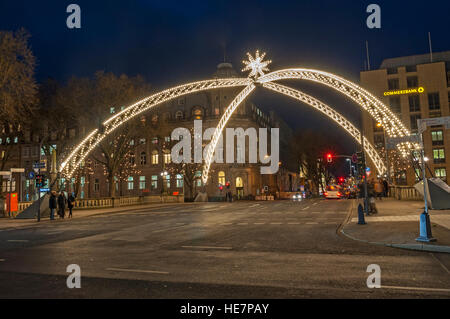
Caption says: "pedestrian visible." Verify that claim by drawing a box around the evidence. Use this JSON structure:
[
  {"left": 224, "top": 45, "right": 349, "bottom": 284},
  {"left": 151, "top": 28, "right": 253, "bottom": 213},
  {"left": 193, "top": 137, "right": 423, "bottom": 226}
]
[
  {"left": 374, "top": 179, "right": 384, "bottom": 200},
  {"left": 57, "top": 191, "right": 67, "bottom": 219},
  {"left": 49, "top": 191, "right": 57, "bottom": 220},
  {"left": 68, "top": 193, "right": 75, "bottom": 218},
  {"left": 382, "top": 179, "right": 389, "bottom": 197}
]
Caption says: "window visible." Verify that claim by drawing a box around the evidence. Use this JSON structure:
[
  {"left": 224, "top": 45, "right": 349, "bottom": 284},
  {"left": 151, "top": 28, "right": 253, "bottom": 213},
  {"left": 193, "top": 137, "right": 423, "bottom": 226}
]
[
  {"left": 129, "top": 153, "right": 135, "bottom": 165},
  {"left": 195, "top": 171, "right": 202, "bottom": 187},
  {"left": 389, "top": 97, "right": 401, "bottom": 113},
  {"left": 152, "top": 151, "right": 159, "bottom": 165},
  {"left": 94, "top": 179, "right": 100, "bottom": 192},
  {"left": 428, "top": 93, "right": 440, "bottom": 110},
  {"left": 214, "top": 107, "right": 220, "bottom": 116},
  {"left": 410, "top": 114, "right": 421, "bottom": 130},
  {"left": 127, "top": 176, "right": 134, "bottom": 190},
  {"left": 407, "top": 76, "right": 418, "bottom": 88},
  {"left": 406, "top": 65, "right": 417, "bottom": 73},
  {"left": 139, "top": 176, "right": 146, "bottom": 190},
  {"left": 152, "top": 137, "right": 158, "bottom": 144},
  {"left": 165, "top": 136, "right": 171, "bottom": 143},
  {"left": 387, "top": 67, "right": 398, "bottom": 75},
  {"left": 409, "top": 95, "right": 420, "bottom": 112},
  {"left": 431, "top": 130, "right": 444, "bottom": 146},
  {"left": 139, "top": 138, "right": 146, "bottom": 145},
  {"left": 140, "top": 152, "right": 147, "bottom": 165},
  {"left": 178, "top": 98, "right": 185, "bottom": 105},
  {"left": 218, "top": 171, "right": 225, "bottom": 185},
  {"left": 435, "top": 168, "right": 447, "bottom": 181},
  {"left": 163, "top": 152, "right": 171, "bottom": 164},
  {"left": 130, "top": 139, "right": 135, "bottom": 146},
  {"left": 176, "top": 174, "right": 183, "bottom": 188},
  {"left": 433, "top": 148, "right": 445, "bottom": 164},
  {"left": 110, "top": 107, "right": 115, "bottom": 114},
  {"left": 151, "top": 115, "right": 158, "bottom": 125},
  {"left": 175, "top": 111, "right": 183, "bottom": 120},
  {"left": 151, "top": 175, "right": 158, "bottom": 189},
  {"left": 388, "top": 79, "right": 399, "bottom": 90},
  {"left": 164, "top": 175, "right": 170, "bottom": 189}
]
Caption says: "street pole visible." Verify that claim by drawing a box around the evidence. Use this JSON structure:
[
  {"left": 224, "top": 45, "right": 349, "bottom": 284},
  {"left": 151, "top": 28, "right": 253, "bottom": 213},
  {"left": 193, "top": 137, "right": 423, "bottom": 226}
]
[
  {"left": 382, "top": 126, "right": 391, "bottom": 184},
  {"left": 37, "top": 167, "right": 41, "bottom": 222},
  {"left": 361, "top": 132, "right": 369, "bottom": 215},
  {"left": 416, "top": 126, "right": 435, "bottom": 242}
]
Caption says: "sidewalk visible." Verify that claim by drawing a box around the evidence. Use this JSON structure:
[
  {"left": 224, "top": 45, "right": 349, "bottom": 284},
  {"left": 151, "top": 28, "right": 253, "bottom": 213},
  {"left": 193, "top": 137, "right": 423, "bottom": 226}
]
[
  {"left": 0, "top": 202, "right": 192, "bottom": 231},
  {"left": 341, "top": 198, "right": 450, "bottom": 253}
]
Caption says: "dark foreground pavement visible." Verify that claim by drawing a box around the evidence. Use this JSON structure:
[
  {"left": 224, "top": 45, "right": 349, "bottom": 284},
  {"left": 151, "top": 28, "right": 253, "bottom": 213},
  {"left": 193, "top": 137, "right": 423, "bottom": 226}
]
[{"left": 0, "top": 199, "right": 449, "bottom": 298}]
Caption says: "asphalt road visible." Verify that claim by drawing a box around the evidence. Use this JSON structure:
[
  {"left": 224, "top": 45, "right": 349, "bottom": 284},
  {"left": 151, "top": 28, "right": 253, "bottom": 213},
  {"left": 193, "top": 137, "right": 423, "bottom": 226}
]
[{"left": 0, "top": 199, "right": 449, "bottom": 298}]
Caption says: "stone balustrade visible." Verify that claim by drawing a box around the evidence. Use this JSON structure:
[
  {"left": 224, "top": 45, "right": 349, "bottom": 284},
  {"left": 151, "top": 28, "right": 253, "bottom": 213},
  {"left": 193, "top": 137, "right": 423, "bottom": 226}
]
[{"left": 389, "top": 185, "right": 422, "bottom": 201}]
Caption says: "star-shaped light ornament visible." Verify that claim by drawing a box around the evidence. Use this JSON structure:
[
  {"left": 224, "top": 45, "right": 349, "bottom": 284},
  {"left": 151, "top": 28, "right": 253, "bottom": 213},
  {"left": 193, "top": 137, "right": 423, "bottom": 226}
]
[{"left": 242, "top": 50, "right": 272, "bottom": 79}]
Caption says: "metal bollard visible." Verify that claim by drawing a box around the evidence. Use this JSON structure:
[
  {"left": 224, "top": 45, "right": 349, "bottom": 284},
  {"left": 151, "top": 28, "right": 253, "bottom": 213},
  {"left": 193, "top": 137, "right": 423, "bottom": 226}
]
[{"left": 357, "top": 204, "right": 366, "bottom": 225}]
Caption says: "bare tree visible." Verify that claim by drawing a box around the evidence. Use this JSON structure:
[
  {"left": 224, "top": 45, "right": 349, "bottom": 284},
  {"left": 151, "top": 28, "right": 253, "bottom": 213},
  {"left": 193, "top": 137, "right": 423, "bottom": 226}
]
[{"left": 0, "top": 29, "right": 37, "bottom": 197}]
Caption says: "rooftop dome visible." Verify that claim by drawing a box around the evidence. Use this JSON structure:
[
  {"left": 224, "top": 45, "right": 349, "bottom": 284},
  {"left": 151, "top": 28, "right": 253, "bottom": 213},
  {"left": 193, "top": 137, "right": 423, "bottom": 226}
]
[{"left": 213, "top": 62, "right": 239, "bottom": 78}]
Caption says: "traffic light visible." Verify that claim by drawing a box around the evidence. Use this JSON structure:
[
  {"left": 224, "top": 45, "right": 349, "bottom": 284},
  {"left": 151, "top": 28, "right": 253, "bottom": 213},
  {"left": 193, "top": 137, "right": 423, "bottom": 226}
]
[
  {"left": 338, "top": 177, "right": 345, "bottom": 184},
  {"left": 219, "top": 185, "right": 224, "bottom": 191},
  {"left": 327, "top": 153, "right": 333, "bottom": 163},
  {"left": 35, "top": 174, "right": 47, "bottom": 188},
  {"left": 225, "top": 181, "right": 231, "bottom": 189}
]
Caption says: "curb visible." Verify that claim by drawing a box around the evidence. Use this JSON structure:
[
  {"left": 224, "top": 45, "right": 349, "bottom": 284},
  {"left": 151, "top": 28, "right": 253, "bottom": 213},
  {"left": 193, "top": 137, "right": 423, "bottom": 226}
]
[{"left": 340, "top": 200, "right": 450, "bottom": 254}]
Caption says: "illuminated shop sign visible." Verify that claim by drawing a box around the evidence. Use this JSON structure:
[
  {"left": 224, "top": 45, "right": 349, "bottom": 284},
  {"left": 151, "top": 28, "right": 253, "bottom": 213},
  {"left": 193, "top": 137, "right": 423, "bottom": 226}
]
[{"left": 383, "top": 87, "right": 425, "bottom": 96}]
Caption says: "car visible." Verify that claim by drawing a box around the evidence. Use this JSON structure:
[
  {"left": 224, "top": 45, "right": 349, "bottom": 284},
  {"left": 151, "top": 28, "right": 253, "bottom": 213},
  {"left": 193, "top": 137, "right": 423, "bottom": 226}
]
[
  {"left": 292, "top": 193, "right": 302, "bottom": 201},
  {"left": 324, "top": 185, "right": 343, "bottom": 199}
]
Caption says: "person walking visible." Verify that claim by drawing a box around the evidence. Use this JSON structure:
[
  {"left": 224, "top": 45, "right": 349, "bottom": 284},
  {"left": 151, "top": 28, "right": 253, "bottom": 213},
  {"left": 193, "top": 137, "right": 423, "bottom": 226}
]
[
  {"left": 374, "top": 179, "right": 384, "bottom": 200},
  {"left": 382, "top": 179, "right": 389, "bottom": 197},
  {"left": 67, "top": 193, "right": 75, "bottom": 218},
  {"left": 49, "top": 191, "right": 57, "bottom": 220},
  {"left": 57, "top": 191, "right": 67, "bottom": 219}
]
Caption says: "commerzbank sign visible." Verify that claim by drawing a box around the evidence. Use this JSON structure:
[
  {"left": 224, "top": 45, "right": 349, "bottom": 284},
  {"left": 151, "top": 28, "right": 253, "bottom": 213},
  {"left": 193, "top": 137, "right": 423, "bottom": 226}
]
[{"left": 383, "top": 87, "right": 425, "bottom": 96}]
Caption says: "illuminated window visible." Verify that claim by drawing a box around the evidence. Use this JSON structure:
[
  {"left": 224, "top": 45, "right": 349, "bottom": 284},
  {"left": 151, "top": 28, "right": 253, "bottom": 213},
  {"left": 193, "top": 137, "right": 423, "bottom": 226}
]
[
  {"left": 195, "top": 171, "right": 202, "bottom": 187},
  {"left": 218, "top": 171, "right": 225, "bottom": 185},
  {"left": 163, "top": 151, "right": 171, "bottom": 164},
  {"left": 433, "top": 148, "right": 445, "bottom": 164},
  {"left": 236, "top": 177, "right": 243, "bottom": 188},
  {"left": 127, "top": 176, "right": 134, "bottom": 190},
  {"left": 176, "top": 174, "right": 183, "bottom": 188},
  {"left": 139, "top": 138, "right": 146, "bottom": 145},
  {"left": 139, "top": 176, "right": 146, "bottom": 190},
  {"left": 435, "top": 168, "right": 447, "bottom": 181},
  {"left": 164, "top": 175, "right": 170, "bottom": 188},
  {"left": 151, "top": 175, "right": 158, "bottom": 189},
  {"left": 152, "top": 151, "right": 159, "bottom": 165},
  {"left": 431, "top": 131, "right": 444, "bottom": 145},
  {"left": 110, "top": 107, "right": 115, "bottom": 114}
]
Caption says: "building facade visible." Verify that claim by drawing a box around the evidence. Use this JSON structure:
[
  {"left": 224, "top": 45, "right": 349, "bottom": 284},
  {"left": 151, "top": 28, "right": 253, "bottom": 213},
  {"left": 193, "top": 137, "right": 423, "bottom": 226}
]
[{"left": 360, "top": 51, "right": 450, "bottom": 186}]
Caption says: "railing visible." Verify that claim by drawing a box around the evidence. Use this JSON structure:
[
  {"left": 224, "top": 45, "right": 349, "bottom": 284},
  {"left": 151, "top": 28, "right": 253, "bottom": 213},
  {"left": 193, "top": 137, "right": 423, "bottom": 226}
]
[
  {"left": 389, "top": 185, "right": 422, "bottom": 201},
  {"left": 12, "top": 195, "right": 184, "bottom": 214}
]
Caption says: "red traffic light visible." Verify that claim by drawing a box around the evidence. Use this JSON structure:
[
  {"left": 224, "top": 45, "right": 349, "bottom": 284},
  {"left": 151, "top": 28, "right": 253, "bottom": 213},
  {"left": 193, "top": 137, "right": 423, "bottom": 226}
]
[
  {"left": 219, "top": 185, "right": 224, "bottom": 191},
  {"left": 327, "top": 153, "right": 333, "bottom": 163}
]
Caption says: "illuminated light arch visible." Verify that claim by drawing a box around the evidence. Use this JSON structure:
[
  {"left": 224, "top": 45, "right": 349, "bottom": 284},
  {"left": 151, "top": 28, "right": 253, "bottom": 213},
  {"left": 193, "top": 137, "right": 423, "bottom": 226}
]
[
  {"left": 256, "top": 69, "right": 418, "bottom": 155},
  {"left": 262, "top": 82, "right": 386, "bottom": 174},
  {"left": 201, "top": 82, "right": 386, "bottom": 183},
  {"left": 59, "top": 78, "right": 252, "bottom": 178}
]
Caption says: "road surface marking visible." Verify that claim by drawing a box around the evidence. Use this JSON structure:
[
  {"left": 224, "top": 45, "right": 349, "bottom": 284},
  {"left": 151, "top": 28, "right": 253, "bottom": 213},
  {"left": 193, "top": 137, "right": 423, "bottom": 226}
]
[
  {"left": 254, "top": 222, "right": 266, "bottom": 225},
  {"left": 287, "top": 222, "right": 300, "bottom": 225},
  {"left": 312, "top": 202, "right": 318, "bottom": 206},
  {"left": 106, "top": 268, "right": 169, "bottom": 275},
  {"left": 249, "top": 204, "right": 260, "bottom": 208},
  {"left": 270, "top": 222, "right": 283, "bottom": 225},
  {"left": 306, "top": 222, "right": 319, "bottom": 225},
  {"left": 237, "top": 223, "right": 248, "bottom": 225},
  {"left": 7, "top": 240, "right": 29, "bottom": 242},
  {"left": 302, "top": 206, "right": 310, "bottom": 210},
  {"left": 181, "top": 245, "right": 232, "bottom": 250},
  {"left": 381, "top": 285, "right": 450, "bottom": 293}
]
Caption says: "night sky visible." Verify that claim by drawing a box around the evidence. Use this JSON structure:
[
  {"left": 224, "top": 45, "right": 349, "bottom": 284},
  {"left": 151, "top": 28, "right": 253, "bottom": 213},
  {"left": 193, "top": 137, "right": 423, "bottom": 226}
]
[{"left": 1, "top": 0, "right": 449, "bottom": 175}]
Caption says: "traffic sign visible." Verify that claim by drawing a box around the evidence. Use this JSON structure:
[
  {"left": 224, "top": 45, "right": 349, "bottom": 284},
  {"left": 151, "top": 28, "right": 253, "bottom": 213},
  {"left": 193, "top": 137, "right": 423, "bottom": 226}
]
[
  {"left": 28, "top": 171, "right": 36, "bottom": 179},
  {"left": 351, "top": 153, "right": 358, "bottom": 164},
  {"left": 40, "top": 188, "right": 50, "bottom": 193}
]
